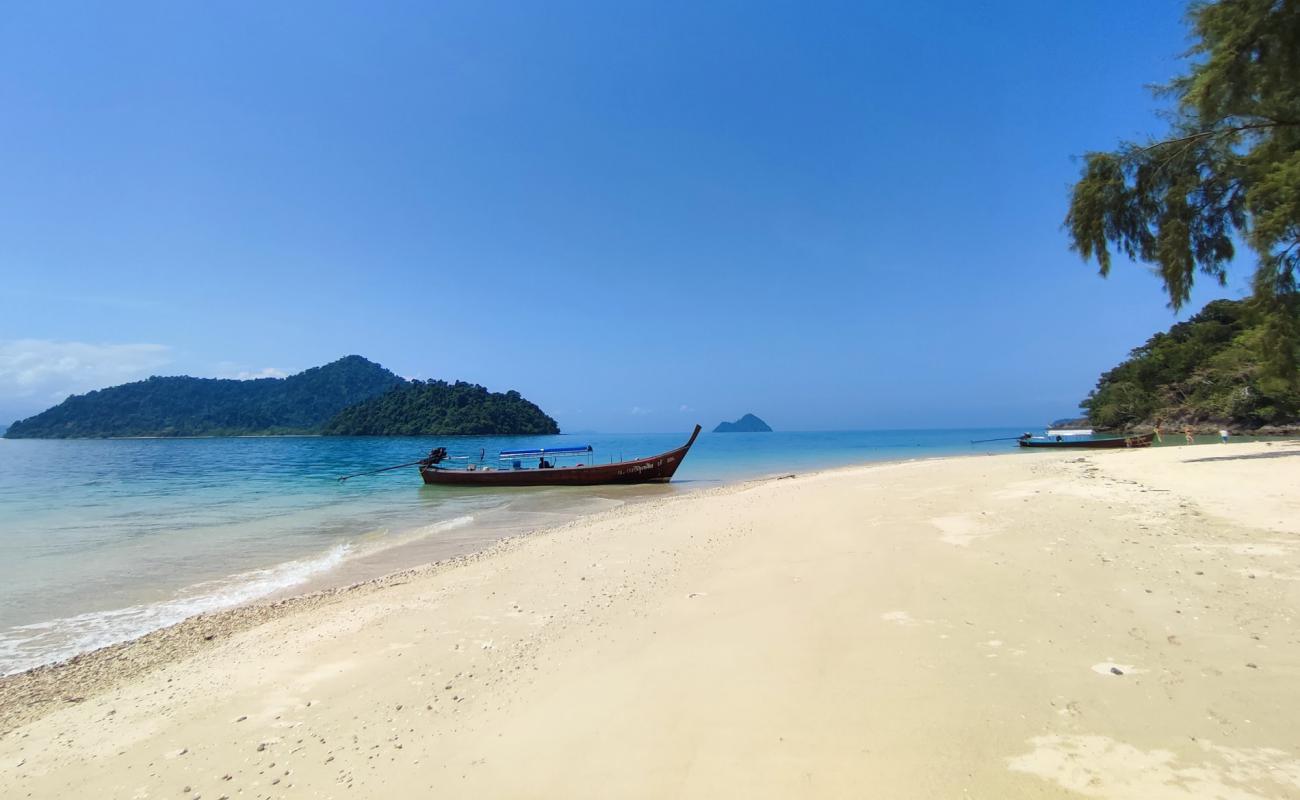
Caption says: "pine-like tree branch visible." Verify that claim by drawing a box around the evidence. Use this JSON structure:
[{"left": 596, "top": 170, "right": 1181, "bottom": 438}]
[{"left": 1139, "top": 121, "right": 1298, "bottom": 153}]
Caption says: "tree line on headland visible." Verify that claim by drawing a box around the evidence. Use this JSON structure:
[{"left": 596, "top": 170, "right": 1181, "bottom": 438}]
[
  {"left": 1083, "top": 298, "right": 1299, "bottom": 433},
  {"left": 3, "top": 356, "right": 558, "bottom": 438}
]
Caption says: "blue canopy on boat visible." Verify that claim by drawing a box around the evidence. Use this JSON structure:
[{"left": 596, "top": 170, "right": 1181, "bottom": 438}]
[{"left": 499, "top": 444, "right": 593, "bottom": 458}]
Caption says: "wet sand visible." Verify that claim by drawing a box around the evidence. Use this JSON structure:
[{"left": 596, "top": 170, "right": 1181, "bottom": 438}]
[{"left": 2, "top": 440, "right": 1298, "bottom": 798}]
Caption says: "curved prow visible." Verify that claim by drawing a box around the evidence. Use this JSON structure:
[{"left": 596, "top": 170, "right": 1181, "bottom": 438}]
[{"left": 653, "top": 424, "right": 702, "bottom": 483}]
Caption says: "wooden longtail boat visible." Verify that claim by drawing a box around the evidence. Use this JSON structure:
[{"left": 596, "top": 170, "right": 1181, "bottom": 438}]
[
  {"left": 417, "top": 425, "right": 702, "bottom": 487},
  {"left": 1018, "top": 432, "right": 1154, "bottom": 449}
]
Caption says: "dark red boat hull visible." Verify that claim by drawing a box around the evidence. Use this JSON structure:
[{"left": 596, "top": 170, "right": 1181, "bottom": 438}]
[
  {"left": 420, "top": 426, "right": 701, "bottom": 486},
  {"left": 1019, "top": 433, "right": 1155, "bottom": 449}
]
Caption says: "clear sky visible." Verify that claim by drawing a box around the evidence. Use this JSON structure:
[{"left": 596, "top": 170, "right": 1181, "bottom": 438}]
[{"left": 0, "top": 0, "right": 1247, "bottom": 432}]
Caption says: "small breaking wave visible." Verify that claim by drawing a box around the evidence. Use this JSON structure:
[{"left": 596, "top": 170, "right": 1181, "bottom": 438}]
[
  {"left": 0, "top": 542, "right": 353, "bottom": 677},
  {"left": 384, "top": 514, "right": 477, "bottom": 546},
  {"left": 0, "top": 514, "right": 484, "bottom": 677}
]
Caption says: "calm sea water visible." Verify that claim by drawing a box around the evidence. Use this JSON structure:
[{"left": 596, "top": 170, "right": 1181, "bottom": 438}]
[{"left": 0, "top": 428, "right": 1028, "bottom": 675}]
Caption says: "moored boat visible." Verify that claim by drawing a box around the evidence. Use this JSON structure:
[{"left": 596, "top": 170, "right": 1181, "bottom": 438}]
[
  {"left": 415, "top": 425, "right": 702, "bottom": 486},
  {"left": 1018, "top": 432, "right": 1154, "bottom": 449}
]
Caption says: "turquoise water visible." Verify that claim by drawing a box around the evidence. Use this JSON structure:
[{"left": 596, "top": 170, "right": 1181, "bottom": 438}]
[{"left": 0, "top": 428, "right": 1026, "bottom": 674}]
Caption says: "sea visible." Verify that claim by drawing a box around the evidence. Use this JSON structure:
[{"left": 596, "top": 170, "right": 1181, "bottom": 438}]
[{"left": 0, "top": 428, "right": 1030, "bottom": 676}]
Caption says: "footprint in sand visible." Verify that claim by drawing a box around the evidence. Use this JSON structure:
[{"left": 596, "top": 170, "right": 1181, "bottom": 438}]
[{"left": 932, "top": 514, "right": 996, "bottom": 547}]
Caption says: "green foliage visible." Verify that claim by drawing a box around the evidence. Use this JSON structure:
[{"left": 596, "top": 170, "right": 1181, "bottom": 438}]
[
  {"left": 322, "top": 380, "right": 560, "bottom": 436},
  {"left": 4, "top": 356, "right": 403, "bottom": 438},
  {"left": 1083, "top": 298, "right": 1300, "bottom": 429},
  {"left": 4, "top": 356, "right": 561, "bottom": 439},
  {"left": 1066, "top": 0, "right": 1299, "bottom": 342}
]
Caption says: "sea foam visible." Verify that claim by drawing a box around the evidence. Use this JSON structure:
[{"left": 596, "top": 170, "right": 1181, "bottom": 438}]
[
  {"left": 0, "top": 514, "right": 483, "bottom": 676},
  {"left": 0, "top": 542, "right": 354, "bottom": 677}
]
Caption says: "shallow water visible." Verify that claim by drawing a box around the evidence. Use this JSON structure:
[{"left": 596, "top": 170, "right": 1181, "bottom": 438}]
[{"left": 0, "top": 428, "right": 1027, "bottom": 674}]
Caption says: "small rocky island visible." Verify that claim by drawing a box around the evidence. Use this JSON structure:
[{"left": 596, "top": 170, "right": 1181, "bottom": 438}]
[{"left": 714, "top": 413, "right": 772, "bottom": 433}]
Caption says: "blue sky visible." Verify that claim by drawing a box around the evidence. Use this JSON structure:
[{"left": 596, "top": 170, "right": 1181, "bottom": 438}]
[{"left": 0, "top": 0, "right": 1246, "bottom": 431}]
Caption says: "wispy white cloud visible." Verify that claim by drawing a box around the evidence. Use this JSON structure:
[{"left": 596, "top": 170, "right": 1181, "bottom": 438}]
[
  {"left": 242, "top": 368, "right": 289, "bottom": 380},
  {"left": 212, "top": 362, "right": 290, "bottom": 380},
  {"left": 0, "top": 339, "right": 173, "bottom": 404},
  {"left": 679, "top": 404, "right": 694, "bottom": 413},
  {"left": 631, "top": 406, "right": 653, "bottom": 416}
]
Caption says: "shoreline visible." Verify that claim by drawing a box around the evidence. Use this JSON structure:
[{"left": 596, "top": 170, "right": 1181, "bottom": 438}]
[
  {"left": 0, "top": 448, "right": 1004, "bottom": 734},
  {"left": 0, "top": 439, "right": 1279, "bottom": 693},
  {"left": 0, "top": 447, "right": 995, "bottom": 687},
  {"left": 4, "top": 440, "right": 1298, "bottom": 797},
  {"left": 0, "top": 441, "right": 1249, "bottom": 697},
  {"left": 0, "top": 468, "right": 789, "bottom": 734}
]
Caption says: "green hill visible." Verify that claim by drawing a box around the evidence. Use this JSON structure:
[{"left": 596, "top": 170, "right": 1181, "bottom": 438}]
[
  {"left": 4, "top": 356, "right": 562, "bottom": 439},
  {"left": 1083, "top": 299, "right": 1300, "bottom": 432},
  {"left": 323, "top": 380, "right": 559, "bottom": 436},
  {"left": 4, "top": 355, "right": 403, "bottom": 438}
]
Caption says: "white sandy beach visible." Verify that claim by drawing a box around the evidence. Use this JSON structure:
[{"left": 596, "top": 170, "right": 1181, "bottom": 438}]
[{"left": 2, "top": 441, "right": 1299, "bottom": 798}]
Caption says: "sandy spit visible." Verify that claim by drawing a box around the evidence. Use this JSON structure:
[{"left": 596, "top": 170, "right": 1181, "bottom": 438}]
[{"left": 2, "top": 441, "right": 1299, "bottom": 798}]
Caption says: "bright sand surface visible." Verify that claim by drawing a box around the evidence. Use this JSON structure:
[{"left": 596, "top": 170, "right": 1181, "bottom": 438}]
[{"left": 2, "top": 440, "right": 1299, "bottom": 798}]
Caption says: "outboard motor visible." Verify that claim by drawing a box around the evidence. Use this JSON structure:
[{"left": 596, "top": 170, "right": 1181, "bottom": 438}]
[{"left": 420, "top": 447, "right": 448, "bottom": 467}]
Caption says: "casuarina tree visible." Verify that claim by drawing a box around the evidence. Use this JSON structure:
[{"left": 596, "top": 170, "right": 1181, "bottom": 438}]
[{"left": 1066, "top": 0, "right": 1299, "bottom": 375}]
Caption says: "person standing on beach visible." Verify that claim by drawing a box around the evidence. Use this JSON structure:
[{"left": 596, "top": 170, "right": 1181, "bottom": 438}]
[
  {"left": 1154, "top": 420, "right": 1163, "bottom": 443},
  {"left": 1184, "top": 426, "right": 1195, "bottom": 445},
  {"left": 1219, "top": 429, "right": 1229, "bottom": 444}
]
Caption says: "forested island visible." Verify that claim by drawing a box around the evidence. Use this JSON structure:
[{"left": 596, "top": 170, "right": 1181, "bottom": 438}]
[
  {"left": 323, "top": 380, "right": 559, "bottom": 436},
  {"left": 3, "top": 356, "right": 559, "bottom": 438},
  {"left": 1083, "top": 299, "right": 1299, "bottom": 433}
]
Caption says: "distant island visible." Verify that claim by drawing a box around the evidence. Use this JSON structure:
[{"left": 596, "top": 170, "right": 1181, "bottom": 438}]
[
  {"left": 713, "top": 413, "right": 772, "bottom": 433},
  {"left": 1083, "top": 298, "right": 1299, "bottom": 433},
  {"left": 3, "top": 356, "right": 558, "bottom": 439}
]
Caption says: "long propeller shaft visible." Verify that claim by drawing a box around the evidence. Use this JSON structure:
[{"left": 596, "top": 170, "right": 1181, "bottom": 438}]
[{"left": 337, "top": 459, "right": 426, "bottom": 482}]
